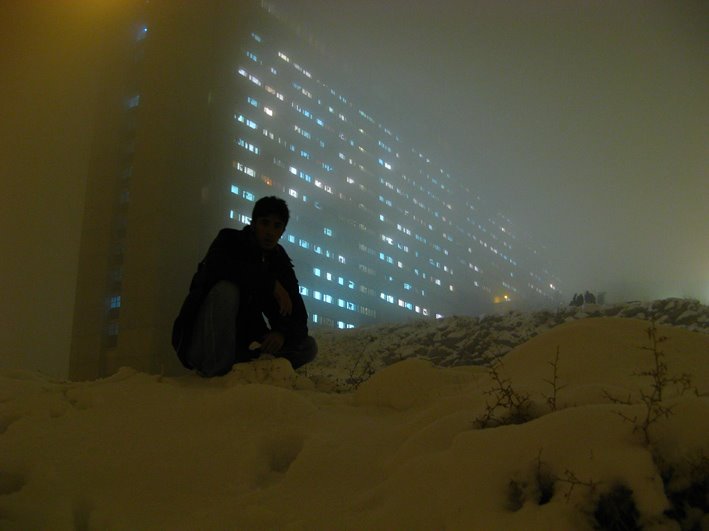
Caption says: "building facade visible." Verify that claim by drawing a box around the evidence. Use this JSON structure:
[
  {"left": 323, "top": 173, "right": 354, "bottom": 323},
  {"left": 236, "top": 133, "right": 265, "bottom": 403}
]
[{"left": 69, "top": 0, "right": 561, "bottom": 379}]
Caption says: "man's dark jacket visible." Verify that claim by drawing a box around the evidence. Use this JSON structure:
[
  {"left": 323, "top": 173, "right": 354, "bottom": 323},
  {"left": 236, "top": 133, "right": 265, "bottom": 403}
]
[{"left": 171, "top": 226, "right": 309, "bottom": 369}]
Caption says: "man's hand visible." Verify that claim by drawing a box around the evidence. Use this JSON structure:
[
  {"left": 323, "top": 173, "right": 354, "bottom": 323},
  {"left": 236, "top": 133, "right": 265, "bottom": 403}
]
[
  {"left": 273, "top": 280, "right": 292, "bottom": 316},
  {"left": 261, "top": 331, "right": 285, "bottom": 354}
]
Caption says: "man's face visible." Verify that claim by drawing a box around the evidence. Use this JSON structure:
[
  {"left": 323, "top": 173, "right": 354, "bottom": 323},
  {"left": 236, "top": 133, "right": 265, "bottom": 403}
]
[{"left": 252, "top": 214, "right": 286, "bottom": 250}]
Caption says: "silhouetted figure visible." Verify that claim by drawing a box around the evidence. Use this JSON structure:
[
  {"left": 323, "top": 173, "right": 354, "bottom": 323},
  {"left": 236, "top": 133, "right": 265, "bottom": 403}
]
[
  {"left": 570, "top": 293, "right": 584, "bottom": 307},
  {"left": 172, "top": 196, "right": 317, "bottom": 377},
  {"left": 584, "top": 291, "right": 596, "bottom": 304}
]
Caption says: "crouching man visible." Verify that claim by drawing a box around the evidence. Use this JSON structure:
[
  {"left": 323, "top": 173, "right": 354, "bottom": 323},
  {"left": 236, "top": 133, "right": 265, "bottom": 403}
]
[{"left": 172, "top": 196, "right": 317, "bottom": 377}]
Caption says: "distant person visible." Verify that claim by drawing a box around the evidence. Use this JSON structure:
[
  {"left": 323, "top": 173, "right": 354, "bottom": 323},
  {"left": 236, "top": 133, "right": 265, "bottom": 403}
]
[
  {"left": 584, "top": 291, "right": 596, "bottom": 304},
  {"left": 570, "top": 293, "right": 584, "bottom": 307},
  {"left": 172, "top": 196, "right": 317, "bottom": 377}
]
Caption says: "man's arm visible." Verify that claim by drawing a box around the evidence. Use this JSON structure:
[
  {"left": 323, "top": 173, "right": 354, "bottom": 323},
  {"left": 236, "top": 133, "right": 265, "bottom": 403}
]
[{"left": 263, "top": 249, "right": 309, "bottom": 344}]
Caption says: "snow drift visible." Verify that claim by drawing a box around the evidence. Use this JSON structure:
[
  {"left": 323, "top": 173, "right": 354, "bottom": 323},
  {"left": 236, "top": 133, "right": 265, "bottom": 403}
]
[{"left": 1, "top": 302, "right": 708, "bottom": 530}]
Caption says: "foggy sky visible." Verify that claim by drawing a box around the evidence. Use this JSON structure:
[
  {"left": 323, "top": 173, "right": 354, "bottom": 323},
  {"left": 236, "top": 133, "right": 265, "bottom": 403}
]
[{"left": 269, "top": 0, "right": 709, "bottom": 303}]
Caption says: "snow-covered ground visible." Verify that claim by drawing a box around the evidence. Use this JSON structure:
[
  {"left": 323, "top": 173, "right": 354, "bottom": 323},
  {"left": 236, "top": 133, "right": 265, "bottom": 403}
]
[{"left": 1, "top": 300, "right": 708, "bottom": 530}]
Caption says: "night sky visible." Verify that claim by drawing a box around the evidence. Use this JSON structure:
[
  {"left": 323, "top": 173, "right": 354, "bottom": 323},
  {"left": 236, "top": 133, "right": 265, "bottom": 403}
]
[{"left": 268, "top": 0, "right": 709, "bottom": 302}]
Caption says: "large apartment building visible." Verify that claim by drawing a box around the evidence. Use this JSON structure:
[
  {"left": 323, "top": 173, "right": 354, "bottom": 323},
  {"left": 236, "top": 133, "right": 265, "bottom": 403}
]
[{"left": 69, "top": 0, "right": 561, "bottom": 379}]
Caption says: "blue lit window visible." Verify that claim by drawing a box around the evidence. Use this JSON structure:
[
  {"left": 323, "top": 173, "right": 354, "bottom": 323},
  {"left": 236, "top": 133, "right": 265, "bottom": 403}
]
[
  {"left": 136, "top": 24, "right": 148, "bottom": 41},
  {"left": 247, "top": 96, "right": 259, "bottom": 107},
  {"left": 237, "top": 138, "right": 259, "bottom": 154},
  {"left": 125, "top": 94, "right": 140, "bottom": 109},
  {"left": 236, "top": 114, "right": 257, "bottom": 129},
  {"left": 251, "top": 32, "right": 262, "bottom": 42},
  {"left": 245, "top": 51, "right": 258, "bottom": 62},
  {"left": 299, "top": 286, "right": 309, "bottom": 296},
  {"left": 323, "top": 228, "right": 333, "bottom": 236},
  {"left": 230, "top": 185, "right": 240, "bottom": 195},
  {"left": 109, "top": 295, "right": 121, "bottom": 309},
  {"left": 313, "top": 268, "right": 321, "bottom": 276},
  {"left": 243, "top": 191, "right": 255, "bottom": 201}
]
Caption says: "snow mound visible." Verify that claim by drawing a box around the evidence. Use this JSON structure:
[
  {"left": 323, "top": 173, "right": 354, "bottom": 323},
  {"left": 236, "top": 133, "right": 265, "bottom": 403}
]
[
  {"left": 308, "top": 298, "right": 709, "bottom": 390},
  {"left": 1, "top": 317, "right": 708, "bottom": 530}
]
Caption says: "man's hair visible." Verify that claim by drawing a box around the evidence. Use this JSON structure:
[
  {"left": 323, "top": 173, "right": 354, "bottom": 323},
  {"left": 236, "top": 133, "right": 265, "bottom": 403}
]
[{"left": 251, "top": 196, "right": 290, "bottom": 226}]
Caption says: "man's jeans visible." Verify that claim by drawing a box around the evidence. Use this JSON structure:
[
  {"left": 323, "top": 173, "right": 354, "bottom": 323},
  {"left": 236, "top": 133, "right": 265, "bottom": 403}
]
[{"left": 183, "top": 281, "right": 317, "bottom": 377}]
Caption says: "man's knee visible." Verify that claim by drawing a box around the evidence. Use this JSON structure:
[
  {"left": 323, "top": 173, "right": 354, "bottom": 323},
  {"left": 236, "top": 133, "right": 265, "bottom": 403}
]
[{"left": 284, "top": 336, "right": 317, "bottom": 369}]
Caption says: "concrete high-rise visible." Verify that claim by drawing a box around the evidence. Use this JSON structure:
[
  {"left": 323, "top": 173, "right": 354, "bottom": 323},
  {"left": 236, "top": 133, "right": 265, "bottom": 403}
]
[{"left": 70, "top": 0, "right": 561, "bottom": 380}]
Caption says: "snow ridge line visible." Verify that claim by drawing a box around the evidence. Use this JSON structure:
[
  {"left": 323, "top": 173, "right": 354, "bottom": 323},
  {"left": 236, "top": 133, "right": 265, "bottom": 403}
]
[{"left": 308, "top": 298, "right": 708, "bottom": 380}]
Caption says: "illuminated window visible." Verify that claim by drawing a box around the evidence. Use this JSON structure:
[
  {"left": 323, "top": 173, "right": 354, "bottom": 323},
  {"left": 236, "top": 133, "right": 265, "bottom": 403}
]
[
  {"left": 136, "top": 24, "right": 148, "bottom": 41},
  {"left": 234, "top": 161, "right": 256, "bottom": 177},
  {"left": 237, "top": 138, "right": 259, "bottom": 154},
  {"left": 237, "top": 67, "right": 261, "bottom": 86},
  {"left": 126, "top": 94, "right": 140, "bottom": 109},
  {"left": 236, "top": 114, "right": 257, "bottom": 129}
]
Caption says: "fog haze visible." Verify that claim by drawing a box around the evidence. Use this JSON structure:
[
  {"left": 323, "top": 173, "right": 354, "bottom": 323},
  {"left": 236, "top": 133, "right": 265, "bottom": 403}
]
[
  {"left": 0, "top": 1, "right": 706, "bottom": 377},
  {"left": 270, "top": 0, "right": 709, "bottom": 302}
]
